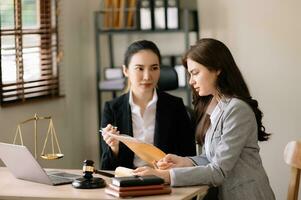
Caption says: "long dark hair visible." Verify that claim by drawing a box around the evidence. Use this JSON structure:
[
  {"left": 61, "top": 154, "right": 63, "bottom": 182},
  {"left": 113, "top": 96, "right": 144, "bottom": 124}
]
[
  {"left": 124, "top": 40, "right": 161, "bottom": 67},
  {"left": 182, "top": 38, "right": 271, "bottom": 144}
]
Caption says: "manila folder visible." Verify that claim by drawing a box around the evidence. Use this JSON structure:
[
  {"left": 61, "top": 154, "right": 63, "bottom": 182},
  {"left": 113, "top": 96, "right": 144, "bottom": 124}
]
[{"left": 106, "top": 133, "right": 166, "bottom": 166}]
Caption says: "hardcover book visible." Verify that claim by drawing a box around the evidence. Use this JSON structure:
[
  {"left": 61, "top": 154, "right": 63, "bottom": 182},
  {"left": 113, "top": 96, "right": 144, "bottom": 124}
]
[
  {"left": 108, "top": 183, "right": 164, "bottom": 192},
  {"left": 112, "top": 175, "right": 164, "bottom": 187},
  {"left": 105, "top": 185, "right": 172, "bottom": 197}
]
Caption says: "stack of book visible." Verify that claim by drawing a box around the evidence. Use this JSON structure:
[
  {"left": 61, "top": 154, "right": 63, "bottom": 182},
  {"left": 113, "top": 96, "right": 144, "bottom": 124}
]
[
  {"left": 105, "top": 175, "right": 172, "bottom": 198},
  {"left": 102, "top": 0, "right": 137, "bottom": 30},
  {"left": 100, "top": 0, "right": 180, "bottom": 31},
  {"left": 103, "top": 132, "right": 171, "bottom": 197}
]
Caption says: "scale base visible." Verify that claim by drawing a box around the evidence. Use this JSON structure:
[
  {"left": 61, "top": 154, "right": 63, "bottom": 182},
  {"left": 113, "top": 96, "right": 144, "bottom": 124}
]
[{"left": 72, "top": 177, "right": 106, "bottom": 189}]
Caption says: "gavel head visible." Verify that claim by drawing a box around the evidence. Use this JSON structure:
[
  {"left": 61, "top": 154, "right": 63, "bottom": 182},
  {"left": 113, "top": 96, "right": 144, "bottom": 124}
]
[
  {"left": 72, "top": 160, "right": 106, "bottom": 189},
  {"left": 82, "top": 160, "right": 95, "bottom": 179}
]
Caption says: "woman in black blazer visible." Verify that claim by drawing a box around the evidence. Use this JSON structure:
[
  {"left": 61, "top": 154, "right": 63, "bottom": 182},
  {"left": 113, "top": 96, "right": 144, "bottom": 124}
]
[{"left": 100, "top": 40, "right": 196, "bottom": 170}]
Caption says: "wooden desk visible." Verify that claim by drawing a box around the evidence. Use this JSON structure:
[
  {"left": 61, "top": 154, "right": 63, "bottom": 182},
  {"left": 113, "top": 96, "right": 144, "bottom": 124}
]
[{"left": 0, "top": 167, "right": 208, "bottom": 200}]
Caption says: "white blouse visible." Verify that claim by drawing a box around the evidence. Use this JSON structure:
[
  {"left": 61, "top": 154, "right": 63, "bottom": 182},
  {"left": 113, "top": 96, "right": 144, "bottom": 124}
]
[{"left": 129, "top": 89, "right": 158, "bottom": 167}]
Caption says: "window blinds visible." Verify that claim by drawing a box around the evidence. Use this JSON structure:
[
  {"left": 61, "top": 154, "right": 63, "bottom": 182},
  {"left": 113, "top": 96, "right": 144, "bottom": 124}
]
[{"left": 0, "top": 0, "right": 61, "bottom": 105}]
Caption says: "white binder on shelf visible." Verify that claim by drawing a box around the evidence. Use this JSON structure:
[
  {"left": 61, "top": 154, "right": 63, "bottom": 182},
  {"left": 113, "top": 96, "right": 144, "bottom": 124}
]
[
  {"left": 167, "top": 0, "right": 179, "bottom": 29},
  {"left": 139, "top": 0, "right": 152, "bottom": 30},
  {"left": 154, "top": 0, "right": 166, "bottom": 29}
]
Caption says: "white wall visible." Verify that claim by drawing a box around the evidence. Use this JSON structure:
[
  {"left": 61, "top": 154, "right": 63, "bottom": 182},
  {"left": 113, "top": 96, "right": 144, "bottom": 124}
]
[{"left": 197, "top": 0, "right": 301, "bottom": 198}]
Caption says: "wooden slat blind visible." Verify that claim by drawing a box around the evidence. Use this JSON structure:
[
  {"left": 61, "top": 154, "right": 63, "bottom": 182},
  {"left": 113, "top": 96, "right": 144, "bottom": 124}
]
[{"left": 0, "top": 0, "right": 61, "bottom": 105}]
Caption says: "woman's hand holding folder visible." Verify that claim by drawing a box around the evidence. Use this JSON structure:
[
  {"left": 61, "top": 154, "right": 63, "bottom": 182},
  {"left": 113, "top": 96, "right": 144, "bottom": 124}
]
[
  {"left": 157, "top": 154, "right": 194, "bottom": 169},
  {"left": 133, "top": 166, "right": 171, "bottom": 184},
  {"left": 134, "top": 154, "right": 195, "bottom": 184}
]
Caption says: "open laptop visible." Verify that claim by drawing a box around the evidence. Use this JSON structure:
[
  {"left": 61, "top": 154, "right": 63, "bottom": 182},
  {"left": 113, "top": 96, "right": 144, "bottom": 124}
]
[{"left": 0, "top": 142, "right": 82, "bottom": 185}]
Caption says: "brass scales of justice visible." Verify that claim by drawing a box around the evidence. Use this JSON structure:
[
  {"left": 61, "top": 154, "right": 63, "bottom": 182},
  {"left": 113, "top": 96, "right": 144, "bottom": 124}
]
[{"left": 13, "top": 113, "right": 64, "bottom": 160}]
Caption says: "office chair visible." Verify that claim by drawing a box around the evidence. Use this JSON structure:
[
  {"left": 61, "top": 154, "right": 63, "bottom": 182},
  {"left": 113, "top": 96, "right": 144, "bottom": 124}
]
[
  {"left": 157, "top": 66, "right": 195, "bottom": 120},
  {"left": 157, "top": 66, "right": 199, "bottom": 159},
  {"left": 157, "top": 66, "right": 179, "bottom": 91},
  {"left": 284, "top": 140, "right": 301, "bottom": 200}
]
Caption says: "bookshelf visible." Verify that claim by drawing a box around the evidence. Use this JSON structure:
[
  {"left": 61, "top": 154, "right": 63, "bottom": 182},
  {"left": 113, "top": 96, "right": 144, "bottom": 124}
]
[{"left": 94, "top": 4, "right": 199, "bottom": 130}]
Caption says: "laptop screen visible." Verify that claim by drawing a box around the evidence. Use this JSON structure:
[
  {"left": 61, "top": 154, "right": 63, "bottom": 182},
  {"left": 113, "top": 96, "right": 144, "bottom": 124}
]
[{"left": 0, "top": 142, "right": 80, "bottom": 185}]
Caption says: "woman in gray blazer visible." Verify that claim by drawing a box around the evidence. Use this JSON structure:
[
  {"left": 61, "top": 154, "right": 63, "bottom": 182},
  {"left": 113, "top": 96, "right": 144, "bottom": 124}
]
[{"left": 134, "top": 38, "right": 275, "bottom": 200}]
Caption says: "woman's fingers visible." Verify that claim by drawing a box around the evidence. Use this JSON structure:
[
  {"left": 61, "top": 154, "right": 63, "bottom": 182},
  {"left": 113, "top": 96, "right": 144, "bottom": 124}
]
[
  {"left": 109, "top": 138, "right": 118, "bottom": 146},
  {"left": 101, "top": 124, "right": 120, "bottom": 147},
  {"left": 133, "top": 167, "right": 170, "bottom": 184},
  {"left": 157, "top": 162, "right": 173, "bottom": 170},
  {"left": 158, "top": 154, "right": 176, "bottom": 164},
  {"left": 156, "top": 154, "right": 177, "bottom": 169},
  {"left": 163, "top": 154, "right": 177, "bottom": 162},
  {"left": 133, "top": 166, "right": 144, "bottom": 172},
  {"left": 102, "top": 130, "right": 119, "bottom": 148},
  {"left": 108, "top": 137, "right": 117, "bottom": 145},
  {"left": 103, "top": 124, "right": 112, "bottom": 132},
  {"left": 133, "top": 166, "right": 154, "bottom": 176},
  {"left": 103, "top": 124, "right": 118, "bottom": 133}
]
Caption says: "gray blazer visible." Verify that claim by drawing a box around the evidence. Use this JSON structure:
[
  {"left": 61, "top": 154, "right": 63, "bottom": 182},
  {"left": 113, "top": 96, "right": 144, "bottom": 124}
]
[{"left": 170, "top": 98, "right": 275, "bottom": 200}]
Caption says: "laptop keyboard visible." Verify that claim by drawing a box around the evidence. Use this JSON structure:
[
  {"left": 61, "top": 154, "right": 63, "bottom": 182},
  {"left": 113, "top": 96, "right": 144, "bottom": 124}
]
[
  {"left": 49, "top": 175, "right": 73, "bottom": 185},
  {"left": 46, "top": 171, "right": 82, "bottom": 185}
]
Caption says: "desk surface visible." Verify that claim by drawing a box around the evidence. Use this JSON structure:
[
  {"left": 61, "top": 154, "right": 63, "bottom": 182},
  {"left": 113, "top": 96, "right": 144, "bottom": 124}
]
[{"left": 0, "top": 167, "right": 208, "bottom": 200}]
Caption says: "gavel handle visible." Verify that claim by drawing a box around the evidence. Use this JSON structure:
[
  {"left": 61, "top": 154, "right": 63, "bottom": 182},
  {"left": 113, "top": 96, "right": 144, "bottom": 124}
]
[{"left": 94, "top": 169, "right": 115, "bottom": 178}]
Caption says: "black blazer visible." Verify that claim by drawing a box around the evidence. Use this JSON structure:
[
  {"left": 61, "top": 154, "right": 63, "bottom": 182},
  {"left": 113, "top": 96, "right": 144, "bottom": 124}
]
[{"left": 100, "top": 90, "right": 196, "bottom": 170}]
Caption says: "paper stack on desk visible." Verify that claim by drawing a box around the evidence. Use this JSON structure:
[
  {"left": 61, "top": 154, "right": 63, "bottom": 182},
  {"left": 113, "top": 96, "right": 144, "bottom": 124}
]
[
  {"left": 105, "top": 175, "right": 171, "bottom": 198},
  {"left": 105, "top": 133, "right": 166, "bottom": 166}
]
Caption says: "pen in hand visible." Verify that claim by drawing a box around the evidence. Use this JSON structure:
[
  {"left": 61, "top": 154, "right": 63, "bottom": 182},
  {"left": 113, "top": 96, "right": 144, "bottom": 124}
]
[
  {"left": 99, "top": 126, "right": 120, "bottom": 156},
  {"left": 99, "top": 126, "right": 118, "bottom": 135}
]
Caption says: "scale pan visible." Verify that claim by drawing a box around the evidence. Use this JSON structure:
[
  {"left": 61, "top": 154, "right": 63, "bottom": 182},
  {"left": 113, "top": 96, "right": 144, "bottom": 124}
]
[{"left": 41, "top": 153, "right": 64, "bottom": 160}]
